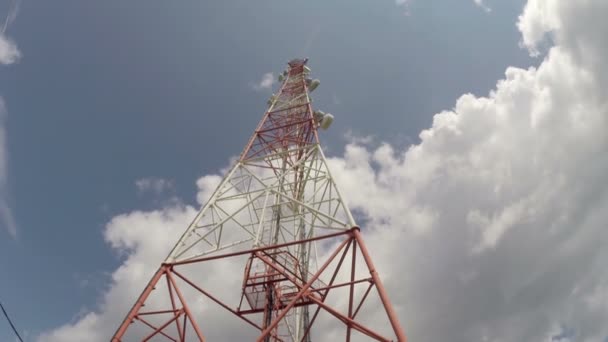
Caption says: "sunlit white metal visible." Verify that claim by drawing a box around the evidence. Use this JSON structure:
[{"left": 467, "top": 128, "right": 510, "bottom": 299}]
[{"left": 166, "top": 144, "right": 355, "bottom": 263}]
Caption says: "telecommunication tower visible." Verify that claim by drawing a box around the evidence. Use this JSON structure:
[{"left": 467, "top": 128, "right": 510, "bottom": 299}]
[{"left": 112, "top": 59, "right": 406, "bottom": 341}]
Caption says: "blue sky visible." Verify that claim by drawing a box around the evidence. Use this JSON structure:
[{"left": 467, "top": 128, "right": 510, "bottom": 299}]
[
  {"left": 1, "top": 0, "right": 528, "bottom": 338},
  {"left": 7, "top": 0, "right": 608, "bottom": 340}
]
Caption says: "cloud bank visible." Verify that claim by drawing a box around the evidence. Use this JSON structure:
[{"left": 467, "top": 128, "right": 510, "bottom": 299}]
[{"left": 38, "top": 0, "right": 608, "bottom": 340}]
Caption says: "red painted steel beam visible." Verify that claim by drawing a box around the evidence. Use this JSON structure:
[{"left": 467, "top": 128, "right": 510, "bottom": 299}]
[
  {"left": 347, "top": 239, "right": 358, "bottom": 341},
  {"left": 141, "top": 314, "right": 182, "bottom": 342},
  {"left": 166, "top": 275, "right": 185, "bottom": 341},
  {"left": 112, "top": 266, "right": 167, "bottom": 341},
  {"left": 166, "top": 271, "right": 206, "bottom": 341},
  {"left": 137, "top": 316, "right": 179, "bottom": 342},
  {"left": 353, "top": 228, "right": 407, "bottom": 342},
  {"left": 169, "top": 230, "right": 349, "bottom": 266},
  {"left": 137, "top": 309, "right": 180, "bottom": 316},
  {"left": 352, "top": 282, "right": 374, "bottom": 319},
  {"left": 307, "top": 295, "right": 390, "bottom": 342},
  {"left": 299, "top": 236, "right": 355, "bottom": 341},
  {"left": 171, "top": 269, "right": 263, "bottom": 331},
  {"left": 255, "top": 236, "right": 351, "bottom": 341}
]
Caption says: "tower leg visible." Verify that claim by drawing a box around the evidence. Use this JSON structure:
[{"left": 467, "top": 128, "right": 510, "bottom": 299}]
[
  {"left": 112, "top": 266, "right": 166, "bottom": 341},
  {"left": 166, "top": 271, "right": 206, "bottom": 341},
  {"left": 111, "top": 265, "right": 206, "bottom": 342},
  {"left": 352, "top": 229, "right": 407, "bottom": 342}
]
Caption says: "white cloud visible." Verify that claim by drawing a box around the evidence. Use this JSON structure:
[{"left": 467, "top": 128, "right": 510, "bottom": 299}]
[
  {"left": 38, "top": 0, "right": 608, "bottom": 340},
  {"left": 251, "top": 72, "right": 275, "bottom": 91},
  {"left": 473, "top": 0, "right": 492, "bottom": 13},
  {"left": 0, "top": 34, "right": 20, "bottom": 65},
  {"left": 518, "top": 0, "right": 608, "bottom": 91},
  {"left": 344, "top": 129, "right": 373, "bottom": 145},
  {"left": 36, "top": 204, "right": 198, "bottom": 342},
  {"left": 135, "top": 177, "right": 175, "bottom": 195},
  {"left": 2, "top": 0, "right": 20, "bottom": 33},
  {"left": 37, "top": 178, "right": 264, "bottom": 342}
]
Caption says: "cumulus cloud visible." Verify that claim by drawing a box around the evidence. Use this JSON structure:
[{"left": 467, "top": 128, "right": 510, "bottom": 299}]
[
  {"left": 37, "top": 204, "right": 199, "bottom": 342},
  {"left": 38, "top": 0, "right": 608, "bottom": 340},
  {"left": 251, "top": 72, "right": 275, "bottom": 91},
  {"left": 518, "top": 0, "right": 608, "bottom": 91},
  {"left": 37, "top": 177, "right": 264, "bottom": 342}
]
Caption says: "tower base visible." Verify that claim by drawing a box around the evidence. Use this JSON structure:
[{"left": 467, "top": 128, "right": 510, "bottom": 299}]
[{"left": 111, "top": 228, "right": 406, "bottom": 342}]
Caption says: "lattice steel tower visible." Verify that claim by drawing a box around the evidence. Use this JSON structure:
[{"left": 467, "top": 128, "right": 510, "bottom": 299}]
[{"left": 112, "top": 59, "right": 406, "bottom": 341}]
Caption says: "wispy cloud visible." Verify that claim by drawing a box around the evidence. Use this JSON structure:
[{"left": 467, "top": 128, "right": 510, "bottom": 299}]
[
  {"left": 473, "top": 0, "right": 492, "bottom": 13},
  {"left": 251, "top": 72, "right": 275, "bottom": 91},
  {"left": 0, "top": 0, "right": 21, "bottom": 65},
  {"left": 0, "top": 1, "right": 20, "bottom": 238},
  {"left": 332, "top": 94, "right": 341, "bottom": 105},
  {"left": 396, "top": 0, "right": 413, "bottom": 16},
  {"left": 2, "top": 0, "right": 20, "bottom": 34},
  {"left": 135, "top": 177, "right": 175, "bottom": 195},
  {"left": 0, "top": 99, "right": 16, "bottom": 238}
]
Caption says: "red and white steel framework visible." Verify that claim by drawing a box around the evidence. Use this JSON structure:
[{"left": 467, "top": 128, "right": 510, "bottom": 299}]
[{"left": 112, "top": 59, "right": 407, "bottom": 341}]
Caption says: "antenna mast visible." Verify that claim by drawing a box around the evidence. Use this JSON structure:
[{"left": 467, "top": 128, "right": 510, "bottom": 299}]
[{"left": 112, "top": 59, "right": 406, "bottom": 341}]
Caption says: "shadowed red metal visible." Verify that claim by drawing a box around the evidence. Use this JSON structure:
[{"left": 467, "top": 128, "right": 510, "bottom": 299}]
[{"left": 112, "top": 228, "right": 406, "bottom": 341}]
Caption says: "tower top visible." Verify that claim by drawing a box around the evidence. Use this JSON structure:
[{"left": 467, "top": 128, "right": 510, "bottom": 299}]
[
  {"left": 287, "top": 58, "right": 308, "bottom": 67},
  {"left": 240, "top": 57, "right": 320, "bottom": 162},
  {"left": 286, "top": 58, "right": 309, "bottom": 76}
]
